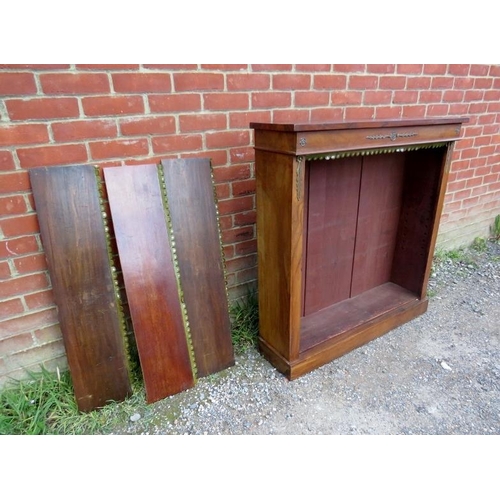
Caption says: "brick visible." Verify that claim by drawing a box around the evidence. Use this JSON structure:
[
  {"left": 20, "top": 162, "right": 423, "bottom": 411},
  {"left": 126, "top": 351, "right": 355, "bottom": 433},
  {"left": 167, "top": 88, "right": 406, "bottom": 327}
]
[
  {"left": 236, "top": 266, "right": 257, "bottom": 284},
  {"left": 0, "top": 194, "right": 27, "bottom": 216},
  {"left": 33, "top": 323, "right": 61, "bottom": 344},
  {"left": 24, "top": 289, "right": 55, "bottom": 310},
  {"left": 227, "top": 73, "right": 270, "bottom": 91},
  {"left": 0, "top": 272, "right": 48, "bottom": 300},
  {"left": 331, "top": 91, "right": 362, "bottom": 105},
  {"left": 366, "top": 65, "right": 395, "bottom": 73},
  {"left": 397, "top": 64, "right": 423, "bottom": 74},
  {"left": 453, "top": 77, "right": 474, "bottom": 90},
  {"left": 212, "top": 165, "right": 251, "bottom": 183},
  {"left": 485, "top": 89, "right": 500, "bottom": 100},
  {"left": 273, "top": 74, "right": 310, "bottom": 90},
  {"left": 232, "top": 179, "right": 256, "bottom": 197},
  {"left": 310, "top": 108, "right": 344, "bottom": 122},
  {"left": 443, "top": 90, "right": 464, "bottom": 102},
  {"left": 348, "top": 75, "right": 378, "bottom": 90},
  {"left": 468, "top": 102, "right": 487, "bottom": 114},
  {"left": 173, "top": 72, "right": 224, "bottom": 91},
  {"left": 234, "top": 239, "right": 257, "bottom": 256},
  {"left": 204, "top": 93, "right": 249, "bottom": 111},
  {"left": 151, "top": 134, "right": 203, "bottom": 154},
  {"left": 0, "top": 297, "right": 24, "bottom": 318},
  {"left": 112, "top": 73, "right": 171, "bottom": 93},
  {"left": 423, "top": 64, "right": 447, "bottom": 75},
  {"left": 0, "top": 171, "right": 30, "bottom": 194},
  {"left": 120, "top": 116, "right": 176, "bottom": 136},
  {"left": 0, "top": 73, "right": 37, "bottom": 95},
  {"left": 0, "top": 236, "right": 39, "bottom": 259},
  {"left": 201, "top": 64, "right": 248, "bottom": 70},
  {"left": 474, "top": 78, "right": 492, "bottom": 89},
  {"left": 52, "top": 119, "right": 117, "bottom": 141},
  {"left": 218, "top": 195, "right": 254, "bottom": 215},
  {"left": 17, "top": 144, "right": 88, "bottom": 168},
  {"left": 273, "top": 109, "right": 309, "bottom": 122},
  {"left": 76, "top": 64, "right": 140, "bottom": 70},
  {"left": 431, "top": 76, "right": 454, "bottom": 89},
  {"left": 179, "top": 113, "right": 226, "bottom": 133},
  {"left": 448, "top": 65, "right": 470, "bottom": 76},
  {"left": 230, "top": 147, "right": 254, "bottom": 164},
  {"left": 218, "top": 215, "right": 232, "bottom": 231},
  {"left": 295, "top": 91, "right": 330, "bottom": 107},
  {"left": 0, "top": 332, "right": 34, "bottom": 357},
  {"left": 13, "top": 253, "right": 47, "bottom": 274},
  {"left": 426, "top": 104, "right": 449, "bottom": 116},
  {"left": 148, "top": 94, "right": 201, "bottom": 112},
  {"left": 465, "top": 89, "right": 484, "bottom": 101},
  {"left": 295, "top": 64, "right": 331, "bottom": 71},
  {"left": 345, "top": 107, "right": 375, "bottom": 120},
  {"left": 453, "top": 188, "right": 472, "bottom": 200},
  {"left": 393, "top": 91, "right": 418, "bottom": 104},
  {"left": 0, "top": 261, "right": 10, "bottom": 279},
  {"left": 0, "top": 64, "right": 70, "bottom": 70},
  {"left": 142, "top": 64, "right": 197, "bottom": 70},
  {"left": 225, "top": 253, "right": 257, "bottom": 272},
  {"left": 0, "top": 123, "right": 49, "bottom": 146},
  {"left": 449, "top": 103, "right": 468, "bottom": 115},
  {"left": 0, "top": 151, "right": 15, "bottom": 171},
  {"left": 251, "top": 92, "right": 291, "bottom": 109},
  {"left": 375, "top": 106, "right": 403, "bottom": 119},
  {"left": 0, "top": 299, "right": 49, "bottom": 339},
  {"left": 489, "top": 66, "right": 500, "bottom": 77},
  {"left": 379, "top": 76, "right": 406, "bottom": 89},
  {"left": 82, "top": 95, "right": 144, "bottom": 116},
  {"left": 215, "top": 183, "right": 230, "bottom": 200},
  {"left": 206, "top": 131, "right": 250, "bottom": 149},
  {"left": 234, "top": 210, "right": 256, "bottom": 227},
  {"left": 333, "top": 65, "right": 365, "bottom": 72},
  {"left": 7, "top": 339, "right": 65, "bottom": 369},
  {"left": 406, "top": 77, "right": 431, "bottom": 89},
  {"left": 229, "top": 110, "right": 272, "bottom": 128},
  {"left": 223, "top": 245, "right": 234, "bottom": 260},
  {"left": 251, "top": 65, "right": 292, "bottom": 71},
  {"left": 40, "top": 73, "right": 110, "bottom": 94},
  {"left": 470, "top": 65, "right": 489, "bottom": 76},
  {"left": 313, "top": 75, "right": 347, "bottom": 89},
  {"left": 6, "top": 98, "right": 79, "bottom": 120},
  {"left": 402, "top": 106, "right": 426, "bottom": 118},
  {"left": 419, "top": 90, "right": 443, "bottom": 103},
  {"left": 89, "top": 139, "right": 149, "bottom": 160},
  {"left": 222, "top": 226, "right": 255, "bottom": 245},
  {"left": 363, "top": 91, "right": 392, "bottom": 105},
  {"left": 0, "top": 214, "right": 39, "bottom": 237}
]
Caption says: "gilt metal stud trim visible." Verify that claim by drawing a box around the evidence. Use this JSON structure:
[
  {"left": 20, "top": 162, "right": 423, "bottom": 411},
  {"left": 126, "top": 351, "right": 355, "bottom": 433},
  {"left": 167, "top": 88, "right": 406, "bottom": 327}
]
[{"left": 366, "top": 131, "right": 418, "bottom": 141}]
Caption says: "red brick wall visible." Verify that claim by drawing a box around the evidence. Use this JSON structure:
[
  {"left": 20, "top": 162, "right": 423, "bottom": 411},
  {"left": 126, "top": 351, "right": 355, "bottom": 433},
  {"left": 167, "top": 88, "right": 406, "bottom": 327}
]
[{"left": 1, "top": 64, "right": 499, "bottom": 386}]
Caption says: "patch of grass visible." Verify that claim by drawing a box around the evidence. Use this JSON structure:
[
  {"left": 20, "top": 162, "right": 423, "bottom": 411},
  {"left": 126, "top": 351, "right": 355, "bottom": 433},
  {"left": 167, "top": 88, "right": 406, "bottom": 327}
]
[
  {"left": 471, "top": 236, "right": 488, "bottom": 253},
  {"left": 0, "top": 365, "right": 147, "bottom": 435},
  {"left": 229, "top": 289, "right": 259, "bottom": 355},
  {"left": 491, "top": 214, "right": 500, "bottom": 243}
]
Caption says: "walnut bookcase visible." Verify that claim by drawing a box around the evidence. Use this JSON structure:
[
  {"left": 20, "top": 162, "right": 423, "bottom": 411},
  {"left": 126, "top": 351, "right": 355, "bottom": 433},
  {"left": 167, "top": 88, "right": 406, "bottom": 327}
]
[{"left": 250, "top": 118, "right": 467, "bottom": 379}]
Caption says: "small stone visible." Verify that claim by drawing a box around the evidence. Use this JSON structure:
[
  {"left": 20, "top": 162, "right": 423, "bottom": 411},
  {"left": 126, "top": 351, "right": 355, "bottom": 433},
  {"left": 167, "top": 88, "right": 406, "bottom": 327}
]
[
  {"left": 130, "top": 413, "right": 141, "bottom": 422},
  {"left": 440, "top": 361, "right": 452, "bottom": 371}
]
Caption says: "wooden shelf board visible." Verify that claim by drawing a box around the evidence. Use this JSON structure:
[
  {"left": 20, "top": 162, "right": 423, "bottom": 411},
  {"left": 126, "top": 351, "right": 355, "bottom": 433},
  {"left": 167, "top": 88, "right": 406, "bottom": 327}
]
[{"left": 300, "top": 282, "right": 419, "bottom": 352}]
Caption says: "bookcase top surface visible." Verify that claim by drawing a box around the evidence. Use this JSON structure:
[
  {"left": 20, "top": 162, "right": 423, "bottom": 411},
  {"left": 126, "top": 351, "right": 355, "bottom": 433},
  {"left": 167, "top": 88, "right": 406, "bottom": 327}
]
[{"left": 250, "top": 117, "right": 469, "bottom": 132}]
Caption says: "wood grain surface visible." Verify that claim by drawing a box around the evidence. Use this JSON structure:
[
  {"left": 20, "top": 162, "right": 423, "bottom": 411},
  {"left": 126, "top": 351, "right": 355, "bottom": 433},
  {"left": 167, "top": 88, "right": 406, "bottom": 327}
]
[
  {"left": 29, "top": 165, "right": 132, "bottom": 412},
  {"left": 104, "top": 164, "right": 195, "bottom": 403},
  {"left": 160, "top": 158, "right": 234, "bottom": 377}
]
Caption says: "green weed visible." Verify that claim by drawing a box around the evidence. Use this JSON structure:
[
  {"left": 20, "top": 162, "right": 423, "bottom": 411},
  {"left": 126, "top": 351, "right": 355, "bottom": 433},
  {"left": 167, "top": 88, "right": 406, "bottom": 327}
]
[
  {"left": 229, "top": 289, "right": 259, "bottom": 354},
  {"left": 491, "top": 214, "right": 500, "bottom": 242}
]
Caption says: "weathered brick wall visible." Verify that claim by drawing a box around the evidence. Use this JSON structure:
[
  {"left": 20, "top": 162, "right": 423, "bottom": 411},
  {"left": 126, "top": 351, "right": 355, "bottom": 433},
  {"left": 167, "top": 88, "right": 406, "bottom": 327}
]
[{"left": 1, "top": 64, "right": 499, "bottom": 386}]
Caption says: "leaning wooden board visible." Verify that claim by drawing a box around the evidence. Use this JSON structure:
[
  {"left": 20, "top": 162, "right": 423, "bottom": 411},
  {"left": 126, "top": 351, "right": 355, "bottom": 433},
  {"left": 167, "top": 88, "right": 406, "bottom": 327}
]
[
  {"left": 104, "top": 164, "right": 196, "bottom": 403},
  {"left": 29, "top": 165, "right": 132, "bottom": 412},
  {"left": 160, "top": 158, "right": 234, "bottom": 377}
]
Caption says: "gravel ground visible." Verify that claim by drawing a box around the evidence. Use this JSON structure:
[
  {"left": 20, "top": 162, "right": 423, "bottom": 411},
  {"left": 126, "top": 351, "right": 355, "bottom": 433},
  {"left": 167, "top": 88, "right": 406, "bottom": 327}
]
[{"left": 108, "top": 240, "right": 500, "bottom": 436}]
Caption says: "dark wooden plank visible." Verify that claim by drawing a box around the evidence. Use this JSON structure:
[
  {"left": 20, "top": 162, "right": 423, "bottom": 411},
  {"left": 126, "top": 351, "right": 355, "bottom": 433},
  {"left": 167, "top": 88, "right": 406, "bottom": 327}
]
[
  {"left": 300, "top": 282, "right": 418, "bottom": 352},
  {"left": 104, "top": 164, "right": 195, "bottom": 403},
  {"left": 303, "top": 157, "right": 361, "bottom": 315},
  {"left": 160, "top": 158, "right": 234, "bottom": 377},
  {"left": 350, "top": 153, "right": 406, "bottom": 297},
  {"left": 391, "top": 147, "right": 446, "bottom": 297},
  {"left": 29, "top": 165, "right": 132, "bottom": 412}
]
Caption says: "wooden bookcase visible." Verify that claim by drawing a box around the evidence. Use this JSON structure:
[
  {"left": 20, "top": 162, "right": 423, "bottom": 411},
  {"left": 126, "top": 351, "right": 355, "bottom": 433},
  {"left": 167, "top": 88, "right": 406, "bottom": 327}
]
[{"left": 250, "top": 118, "right": 467, "bottom": 379}]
